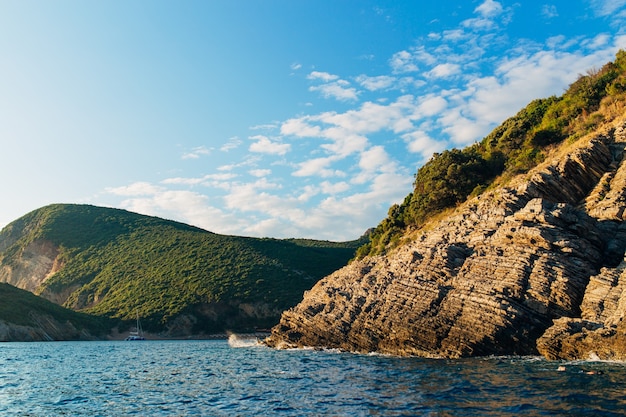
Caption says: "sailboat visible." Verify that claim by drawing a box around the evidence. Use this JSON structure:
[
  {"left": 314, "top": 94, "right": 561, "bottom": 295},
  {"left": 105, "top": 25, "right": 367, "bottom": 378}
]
[{"left": 125, "top": 312, "right": 146, "bottom": 341}]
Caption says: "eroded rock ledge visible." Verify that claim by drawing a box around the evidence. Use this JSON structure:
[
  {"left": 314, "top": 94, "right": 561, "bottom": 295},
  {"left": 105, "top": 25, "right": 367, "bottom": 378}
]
[{"left": 265, "top": 122, "right": 626, "bottom": 359}]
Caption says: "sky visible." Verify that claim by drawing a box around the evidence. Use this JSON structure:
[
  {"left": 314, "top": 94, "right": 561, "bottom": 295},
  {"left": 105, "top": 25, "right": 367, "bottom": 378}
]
[{"left": 1, "top": 0, "right": 626, "bottom": 241}]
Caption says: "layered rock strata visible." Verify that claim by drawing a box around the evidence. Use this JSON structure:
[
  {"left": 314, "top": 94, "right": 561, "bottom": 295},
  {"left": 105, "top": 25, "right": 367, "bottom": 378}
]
[{"left": 266, "top": 122, "right": 626, "bottom": 359}]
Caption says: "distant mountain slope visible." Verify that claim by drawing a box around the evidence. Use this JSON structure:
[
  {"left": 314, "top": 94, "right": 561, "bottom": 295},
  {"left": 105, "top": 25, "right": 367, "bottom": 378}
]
[
  {"left": 0, "top": 283, "right": 112, "bottom": 341},
  {"left": 0, "top": 204, "right": 365, "bottom": 335}
]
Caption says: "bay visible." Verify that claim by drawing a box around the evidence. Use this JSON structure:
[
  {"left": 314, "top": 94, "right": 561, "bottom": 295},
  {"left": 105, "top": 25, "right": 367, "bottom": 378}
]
[{"left": 0, "top": 339, "right": 624, "bottom": 416}]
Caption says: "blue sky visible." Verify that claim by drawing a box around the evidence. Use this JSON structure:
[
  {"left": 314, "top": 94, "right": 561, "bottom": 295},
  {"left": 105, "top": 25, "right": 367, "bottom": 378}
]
[{"left": 1, "top": 0, "right": 625, "bottom": 240}]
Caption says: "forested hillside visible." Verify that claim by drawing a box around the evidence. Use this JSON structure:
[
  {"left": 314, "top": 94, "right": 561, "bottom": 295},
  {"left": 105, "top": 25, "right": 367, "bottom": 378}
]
[
  {"left": 0, "top": 204, "right": 365, "bottom": 335},
  {"left": 0, "top": 283, "right": 112, "bottom": 341}
]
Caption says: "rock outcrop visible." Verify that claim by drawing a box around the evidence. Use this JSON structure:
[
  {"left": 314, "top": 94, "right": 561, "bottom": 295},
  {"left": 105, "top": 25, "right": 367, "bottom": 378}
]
[
  {"left": 0, "top": 239, "right": 61, "bottom": 294},
  {"left": 265, "top": 120, "right": 626, "bottom": 359},
  {"left": 0, "top": 314, "right": 94, "bottom": 342}
]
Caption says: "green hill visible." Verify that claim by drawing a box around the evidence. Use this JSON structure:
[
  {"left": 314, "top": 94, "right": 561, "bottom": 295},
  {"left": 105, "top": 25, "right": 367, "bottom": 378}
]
[
  {"left": 0, "top": 282, "right": 112, "bottom": 340},
  {"left": 0, "top": 204, "right": 366, "bottom": 335}
]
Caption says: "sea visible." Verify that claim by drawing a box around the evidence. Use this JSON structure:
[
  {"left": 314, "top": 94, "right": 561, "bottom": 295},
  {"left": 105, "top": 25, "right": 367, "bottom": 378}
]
[{"left": 0, "top": 336, "right": 624, "bottom": 417}]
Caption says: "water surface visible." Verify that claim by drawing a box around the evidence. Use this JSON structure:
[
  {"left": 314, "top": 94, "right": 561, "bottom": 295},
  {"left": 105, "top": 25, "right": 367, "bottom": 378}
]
[{"left": 0, "top": 339, "right": 624, "bottom": 416}]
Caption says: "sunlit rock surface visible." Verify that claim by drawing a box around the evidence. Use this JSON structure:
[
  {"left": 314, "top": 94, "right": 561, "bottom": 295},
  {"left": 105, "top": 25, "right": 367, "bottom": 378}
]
[{"left": 266, "top": 120, "right": 626, "bottom": 359}]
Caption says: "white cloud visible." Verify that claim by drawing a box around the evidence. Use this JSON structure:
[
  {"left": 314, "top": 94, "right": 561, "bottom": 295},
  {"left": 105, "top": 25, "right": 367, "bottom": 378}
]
[
  {"left": 312, "top": 96, "right": 417, "bottom": 136},
  {"left": 307, "top": 71, "right": 339, "bottom": 81},
  {"left": 106, "top": 182, "right": 163, "bottom": 196},
  {"left": 307, "top": 71, "right": 359, "bottom": 101},
  {"left": 297, "top": 185, "right": 320, "bottom": 202},
  {"left": 161, "top": 177, "right": 207, "bottom": 186},
  {"left": 462, "top": 16, "right": 497, "bottom": 31},
  {"left": 402, "top": 130, "right": 447, "bottom": 157},
  {"left": 281, "top": 117, "right": 323, "bottom": 137},
  {"left": 615, "top": 34, "right": 626, "bottom": 49},
  {"left": 358, "top": 145, "right": 394, "bottom": 173},
  {"left": 220, "top": 137, "right": 242, "bottom": 152},
  {"left": 441, "top": 29, "right": 467, "bottom": 42},
  {"left": 162, "top": 173, "right": 237, "bottom": 186},
  {"left": 248, "top": 135, "right": 291, "bottom": 155},
  {"left": 206, "top": 173, "right": 238, "bottom": 181},
  {"left": 462, "top": 0, "right": 510, "bottom": 31},
  {"left": 242, "top": 217, "right": 301, "bottom": 239},
  {"left": 226, "top": 167, "right": 411, "bottom": 240},
  {"left": 356, "top": 74, "right": 397, "bottom": 91},
  {"left": 224, "top": 182, "right": 301, "bottom": 219},
  {"left": 281, "top": 93, "right": 449, "bottom": 184},
  {"left": 352, "top": 145, "right": 398, "bottom": 184},
  {"left": 217, "top": 155, "right": 261, "bottom": 172},
  {"left": 589, "top": 0, "right": 626, "bottom": 16},
  {"left": 292, "top": 156, "right": 342, "bottom": 178},
  {"left": 249, "top": 169, "right": 271, "bottom": 177},
  {"left": 426, "top": 63, "right": 461, "bottom": 78},
  {"left": 320, "top": 181, "right": 350, "bottom": 194},
  {"left": 583, "top": 33, "right": 611, "bottom": 49},
  {"left": 310, "top": 170, "right": 413, "bottom": 235},
  {"left": 546, "top": 35, "right": 569, "bottom": 49},
  {"left": 475, "top": 0, "right": 503, "bottom": 18},
  {"left": 318, "top": 130, "right": 369, "bottom": 156},
  {"left": 440, "top": 110, "right": 490, "bottom": 145},
  {"left": 378, "top": 13, "right": 626, "bottom": 149},
  {"left": 390, "top": 50, "right": 419, "bottom": 73},
  {"left": 106, "top": 185, "right": 248, "bottom": 235},
  {"left": 541, "top": 4, "right": 558, "bottom": 18},
  {"left": 104, "top": 169, "right": 411, "bottom": 240},
  {"left": 280, "top": 96, "right": 426, "bottom": 183},
  {"left": 390, "top": 46, "right": 438, "bottom": 74},
  {"left": 250, "top": 122, "right": 279, "bottom": 130},
  {"left": 414, "top": 95, "right": 448, "bottom": 117},
  {"left": 309, "top": 81, "right": 359, "bottom": 101},
  {"left": 181, "top": 146, "right": 211, "bottom": 160}
]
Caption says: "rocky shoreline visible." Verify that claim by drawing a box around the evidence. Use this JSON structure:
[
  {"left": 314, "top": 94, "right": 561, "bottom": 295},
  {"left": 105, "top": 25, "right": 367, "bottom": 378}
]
[{"left": 265, "top": 120, "right": 626, "bottom": 360}]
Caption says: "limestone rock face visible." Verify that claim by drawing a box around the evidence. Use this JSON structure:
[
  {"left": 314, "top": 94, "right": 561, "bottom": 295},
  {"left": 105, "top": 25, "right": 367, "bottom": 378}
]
[
  {"left": 0, "top": 239, "right": 61, "bottom": 294},
  {"left": 266, "top": 123, "right": 626, "bottom": 358},
  {"left": 536, "top": 259, "right": 626, "bottom": 360}
]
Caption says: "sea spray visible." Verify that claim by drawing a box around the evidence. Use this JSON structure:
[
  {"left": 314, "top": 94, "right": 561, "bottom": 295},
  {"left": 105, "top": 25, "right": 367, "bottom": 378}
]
[{"left": 227, "top": 333, "right": 260, "bottom": 348}]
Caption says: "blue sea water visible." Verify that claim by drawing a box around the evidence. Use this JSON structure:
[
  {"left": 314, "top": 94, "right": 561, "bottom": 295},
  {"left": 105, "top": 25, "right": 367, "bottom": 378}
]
[{"left": 0, "top": 338, "right": 624, "bottom": 416}]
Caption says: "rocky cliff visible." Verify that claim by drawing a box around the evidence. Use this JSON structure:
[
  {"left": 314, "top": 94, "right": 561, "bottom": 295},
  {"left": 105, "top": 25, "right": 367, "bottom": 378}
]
[{"left": 265, "top": 119, "right": 626, "bottom": 359}]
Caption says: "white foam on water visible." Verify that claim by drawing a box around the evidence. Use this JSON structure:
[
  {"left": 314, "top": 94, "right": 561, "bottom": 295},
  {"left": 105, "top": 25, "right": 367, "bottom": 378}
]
[{"left": 227, "top": 333, "right": 260, "bottom": 348}]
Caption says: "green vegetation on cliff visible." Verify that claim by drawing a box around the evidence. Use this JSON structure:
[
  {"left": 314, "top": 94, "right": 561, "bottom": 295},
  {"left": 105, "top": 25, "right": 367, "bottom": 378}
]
[
  {"left": 0, "top": 282, "right": 112, "bottom": 335},
  {"left": 358, "top": 50, "right": 626, "bottom": 258},
  {"left": 0, "top": 204, "right": 365, "bottom": 333}
]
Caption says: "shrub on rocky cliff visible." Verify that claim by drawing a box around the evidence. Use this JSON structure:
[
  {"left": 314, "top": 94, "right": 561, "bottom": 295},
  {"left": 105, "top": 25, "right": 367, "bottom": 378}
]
[{"left": 359, "top": 50, "right": 626, "bottom": 258}]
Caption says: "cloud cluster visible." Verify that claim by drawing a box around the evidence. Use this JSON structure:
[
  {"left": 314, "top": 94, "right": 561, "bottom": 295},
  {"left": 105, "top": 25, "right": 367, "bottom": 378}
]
[
  {"left": 104, "top": 0, "right": 626, "bottom": 241},
  {"left": 308, "top": 71, "right": 359, "bottom": 101},
  {"left": 249, "top": 135, "right": 291, "bottom": 156},
  {"left": 181, "top": 146, "right": 211, "bottom": 160}
]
